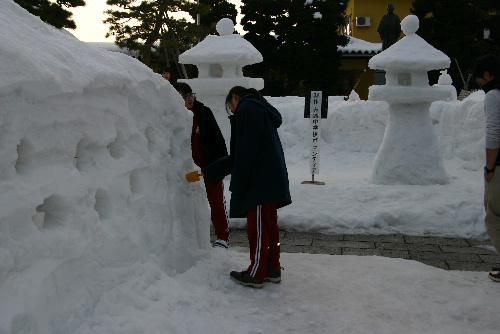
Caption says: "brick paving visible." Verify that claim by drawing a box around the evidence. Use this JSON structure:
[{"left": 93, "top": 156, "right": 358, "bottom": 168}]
[{"left": 217, "top": 229, "right": 500, "bottom": 272}]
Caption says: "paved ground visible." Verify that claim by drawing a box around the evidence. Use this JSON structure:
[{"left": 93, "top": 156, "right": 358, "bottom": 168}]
[{"left": 214, "top": 229, "right": 500, "bottom": 272}]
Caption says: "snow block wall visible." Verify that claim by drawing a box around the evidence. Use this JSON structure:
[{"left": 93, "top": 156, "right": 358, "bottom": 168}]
[
  {"left": 271, "top": 94, "right": 485, "bottom": 171},
  {"left": 431, "top": 91, "right": 486, "bottom": 170},
  {"left": 0, "top": 1, "right": 209, "bottom": 333}
]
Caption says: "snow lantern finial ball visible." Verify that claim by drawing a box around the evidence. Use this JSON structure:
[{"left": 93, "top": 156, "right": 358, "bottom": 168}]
[
  {"left": 216, "top": 18, "right": 235, "bottom": 36},
  {"left": 401, "top": 15, "right": 419, "bottom": 36}
]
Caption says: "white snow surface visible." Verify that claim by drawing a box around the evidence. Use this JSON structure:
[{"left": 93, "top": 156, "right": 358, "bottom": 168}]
[{"left": 71, "top": 250, "right": 500, "bottom": 334}]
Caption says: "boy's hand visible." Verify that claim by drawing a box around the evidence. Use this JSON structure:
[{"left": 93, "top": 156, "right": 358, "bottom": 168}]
[{"left": 485, "top": 171, "right": 495, "bottom": 183}]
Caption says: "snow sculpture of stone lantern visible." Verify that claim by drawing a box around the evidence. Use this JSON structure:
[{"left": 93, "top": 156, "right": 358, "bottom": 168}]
[
  {"left": 368, "top": 15, "right": 450, "bottom": 185},
  {"left": 434, "top": 69, "right": 457, "bottom": 101},
  {"left": 178, "top": 18, "right": 264, "bottom": 142}
]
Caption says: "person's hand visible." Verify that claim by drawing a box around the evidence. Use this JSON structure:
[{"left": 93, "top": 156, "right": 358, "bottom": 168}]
[
  {"left": 485, "top": 171, "right": 495, "bottom": 183},
  {"left": 185, "top": 171, "right": 203, "bottom": 183},
  {"left": 484, "top": 166, "right": 496, "bottom": 183}
]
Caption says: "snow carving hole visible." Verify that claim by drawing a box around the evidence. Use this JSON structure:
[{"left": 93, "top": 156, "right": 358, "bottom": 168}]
[
  {"left": 107, "top": 132, "right": 126, "bottom": 159},
  {"left": 94, "top": 188, "right": 112, "bottom": 220},
  {"left": 75, "top": 137, "right": 106, "bottom": 172},
  {"left": 145, "top": 126, "right": 156, "bottom": 152},
  {"left": 33, "top": 194, "right": 68, "bottom": 230},
  {"left": 15, "top": 138, "right": 35, "bottom": 174}
]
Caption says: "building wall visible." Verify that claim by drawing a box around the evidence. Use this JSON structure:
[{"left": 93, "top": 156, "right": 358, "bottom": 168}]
[
  {"left": 339, "top": 57, "right": 375, "bottom": 100},
  {"left": 346, "top": 0, "right": 413, "bottom": 43}
]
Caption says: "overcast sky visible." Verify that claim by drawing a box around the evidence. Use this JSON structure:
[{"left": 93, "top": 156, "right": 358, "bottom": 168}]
[{"left": 70, "top": 0, "right": 242, "bottom": 42}]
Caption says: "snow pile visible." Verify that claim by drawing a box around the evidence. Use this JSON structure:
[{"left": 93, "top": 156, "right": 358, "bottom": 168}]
[
  {"left": 431, "top": 90, "right": 486, "bottom": 169},
  {"left": 0, "top": 1, "right": 208, "bottom": 333}
]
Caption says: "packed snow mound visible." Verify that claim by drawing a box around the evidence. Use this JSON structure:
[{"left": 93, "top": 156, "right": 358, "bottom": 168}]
[{"left": 0, "top": 1, "right": 209, "bottom": 333}]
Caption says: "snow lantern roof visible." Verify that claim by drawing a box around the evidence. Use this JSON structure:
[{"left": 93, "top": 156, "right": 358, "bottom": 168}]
[
  {"left": 339, "top": 36, "right": 382, "bottom": 55},
  {"left": 369, "top": 15, "right": 450, "bottom": 72},
  {"left": 179, "top": 18, "right": 263, "bottom": 66}
]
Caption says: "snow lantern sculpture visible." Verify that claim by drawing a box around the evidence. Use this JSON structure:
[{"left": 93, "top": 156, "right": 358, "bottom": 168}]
[
  {"left": 178, "top": 18, "right": 264, "bottom": 98},
  {"left": 368, "top": 15, "right": 450, "bottom": 185},
  {"left": 434, "top": 69, "right": 457, "bottom": 101}
]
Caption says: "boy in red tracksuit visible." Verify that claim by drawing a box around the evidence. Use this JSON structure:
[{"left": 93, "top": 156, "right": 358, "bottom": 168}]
[{"left": 175, "top": 83, "right": 230, "bottom": 248}]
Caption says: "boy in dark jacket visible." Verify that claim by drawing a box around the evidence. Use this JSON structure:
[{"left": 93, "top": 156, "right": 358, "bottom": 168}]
[
  {"left": 175, "top": 83, "right": 230, "bottom": 248},
  {"left": 203, "top": 86, "right": 291, "bottom": 288}
]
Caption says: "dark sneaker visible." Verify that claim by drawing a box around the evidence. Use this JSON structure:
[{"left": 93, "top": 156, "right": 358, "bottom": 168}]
[
  {"left": 212, "top": 239, "right": 228, "bottom": 249},
  {"left": 230, "top": 271, "right": 264, "bottom": 288},
  {"left": 488, "top": 268, "right": 500, "bottom": 282},
  {"left": 264, "top": 268, "right": 282, "bottom": 284}
]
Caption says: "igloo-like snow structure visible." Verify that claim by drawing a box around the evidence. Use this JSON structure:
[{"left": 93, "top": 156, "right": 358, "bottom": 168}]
[
  {"left": 0, "top": 1, "right": 209, "bottom": 332},
  {"left": 368, "top": 15, "right": 451, "bottom": 185}
]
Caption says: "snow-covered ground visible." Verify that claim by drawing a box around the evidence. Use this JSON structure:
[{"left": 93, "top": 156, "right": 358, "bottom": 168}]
[
  {"left": 1, "top": 1, "right": 496, "bottom": 333},
  {"left": 74, "top": 250, "right": 500, "bottom": 334}
]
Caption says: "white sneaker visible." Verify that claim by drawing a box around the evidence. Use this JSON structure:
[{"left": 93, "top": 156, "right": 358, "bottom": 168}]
[{"left": 212, "top": 239, "right": 229, "bottom": 249}]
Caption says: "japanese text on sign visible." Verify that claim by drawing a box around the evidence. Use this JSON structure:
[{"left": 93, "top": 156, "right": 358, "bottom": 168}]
[{"left": 310, "top": 91, "right": 322, "bottom": 175}]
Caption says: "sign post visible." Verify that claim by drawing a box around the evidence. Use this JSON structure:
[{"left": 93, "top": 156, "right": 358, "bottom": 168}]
[{"left": 302, "top": 90, "right": 327, "bottom": 186}]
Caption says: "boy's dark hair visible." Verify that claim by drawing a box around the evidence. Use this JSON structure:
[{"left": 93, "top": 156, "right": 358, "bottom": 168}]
[
  {"left": 225, "top": 86, "right": 264, "bottom": 104},
  {"left": 163, "top": 66, "right": 172, "bottom": 73},
  {"left": 174, "top": 82, "right": 192, "bottom": 96},
  {"left": 474, "top": 55, "right": 500, "bottom": 79}
]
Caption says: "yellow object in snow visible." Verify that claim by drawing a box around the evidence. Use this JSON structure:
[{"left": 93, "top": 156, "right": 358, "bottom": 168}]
[{"left": 185, "top": 171, "right": 202, "bottom": 183}]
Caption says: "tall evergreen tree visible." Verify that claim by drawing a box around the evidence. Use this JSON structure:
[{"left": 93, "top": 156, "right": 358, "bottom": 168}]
[
  {"left": 188, "top": 0, "right": 237, "bottom": 39},
  {"left": 241, "top": 0, "right": 348, "bottom": 95},
  {"left": 411, "top": 0, "right": 500, "bottom": 89},
  {"left": 14, "top": 0, "right": 85, "bottom": 29},
  {"left": 105, "top": 0, "right": 236, "bottom": 75},
  {"left": 240, "top": 0, "right": 288, "bottom": 95},
  {"left": 105, "top": 0, "right": 194, "bottom": 69},
  {"left": 281, "top": 0, "right": 348, "bottom": 94}
]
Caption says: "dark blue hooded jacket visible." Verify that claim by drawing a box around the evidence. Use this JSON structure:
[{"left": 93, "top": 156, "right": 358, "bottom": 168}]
[{"left": 203, "top": 96, "right": 291, "bottom": 218}]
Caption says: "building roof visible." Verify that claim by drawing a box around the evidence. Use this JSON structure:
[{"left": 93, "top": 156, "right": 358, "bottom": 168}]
[
  {"left": 339, "top": 36, "right": 382, "bottom": 55},
  {"left": 369, "top": 15, "right": 450, "bottom": 71}
]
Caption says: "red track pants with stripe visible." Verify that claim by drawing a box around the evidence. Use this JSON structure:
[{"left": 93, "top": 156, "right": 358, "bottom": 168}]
[
  {"left": 246, "top": 204, "right": 281, "bottom": 279},
  {"left": 204, "top": 179, "right": 229, "bottom": 241}
]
